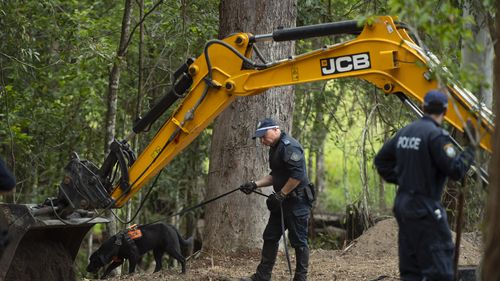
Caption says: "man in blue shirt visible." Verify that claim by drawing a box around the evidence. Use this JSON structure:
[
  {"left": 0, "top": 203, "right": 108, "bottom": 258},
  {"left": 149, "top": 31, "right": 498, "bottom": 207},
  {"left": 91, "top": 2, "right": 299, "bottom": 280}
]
[
  {"left": 374, "top": 90, "right": 476, "bottom": 281},
  {"left": 240, "top": 118, "right": 312, "bottom": 281}
]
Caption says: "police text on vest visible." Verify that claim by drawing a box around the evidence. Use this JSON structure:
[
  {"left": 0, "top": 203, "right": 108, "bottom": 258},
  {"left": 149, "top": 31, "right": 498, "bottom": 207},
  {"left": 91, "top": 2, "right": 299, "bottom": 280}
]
[{"left": 397, "top": 136, "right": 421, "bottom": 150}]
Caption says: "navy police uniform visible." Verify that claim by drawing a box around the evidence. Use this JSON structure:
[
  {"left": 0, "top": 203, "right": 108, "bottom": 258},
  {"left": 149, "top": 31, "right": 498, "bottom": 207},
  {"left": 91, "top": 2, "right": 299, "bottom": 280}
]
[
  {"left": 0, "top": 157, "right": 15, "bottom": 191},
  {"left": 265, "top": 131, "right": 311, "bottom": 246},
  {"left": 0, "top": 157, "right": 15, "bottom": 254},
  {"left": 374, "top": 114, "right": 474, "bottom": 281},
  {"left": 245, "top": 118, "right": 312, "bottom": 281}
]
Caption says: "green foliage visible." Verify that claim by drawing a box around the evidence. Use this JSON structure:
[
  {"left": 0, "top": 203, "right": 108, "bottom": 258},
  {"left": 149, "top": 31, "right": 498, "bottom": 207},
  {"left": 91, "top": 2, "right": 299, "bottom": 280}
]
[
  {"left": 1, "top": 1, "right": 114, "bottom": 201},
  {"left": 295, "top": 78, "right": 406, "bottom": 214},
  {"left": 0, "top": 0, "right": 218, "bottom": 201},
  {"left": 388, "top": 0, "right": 492, "bottom": 93},
  {"left": 1, "top": 0, "right": 218, "bottom": 276}
]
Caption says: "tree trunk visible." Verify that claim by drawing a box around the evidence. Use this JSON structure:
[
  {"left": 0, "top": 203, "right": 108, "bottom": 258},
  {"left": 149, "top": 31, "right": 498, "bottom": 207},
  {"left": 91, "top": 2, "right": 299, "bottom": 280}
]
[
  {"left": 312, "top": 83, "right": 336, "bottom": 203},
  {"left": 461, "top": 0, "right": 494, "bottom": 108},
  {"left": 203, "top": 0, "right": 296, "bottom": 252},
  {"left": 482, "top": 0, "right": 500, "bottom": 279},
  {"left": 359, "top": 104, "right": 379, "bottom": 230},
  {"left": 342, "top": 132, "right": 351, "bottom": 205},
  {"left": 378, "top": 126, "right": 389, "bottom": 211},
  {"left": 314, "top": 147, "right": 324, "bottom": 196},
  {"left": 184, "top": 138, "right": 202, "bottom": 256},
  {"left": 102, "top": 1, "right": 133, "bottom": 270},
  {"left": 134, "top": 0, "right": 144, "bottom": 152},
  {"left": 308, "top": 150, "right": 314, "bottom": 187},
  {"left": 104, "top": 0, "right": 132, "bottom": 154}
]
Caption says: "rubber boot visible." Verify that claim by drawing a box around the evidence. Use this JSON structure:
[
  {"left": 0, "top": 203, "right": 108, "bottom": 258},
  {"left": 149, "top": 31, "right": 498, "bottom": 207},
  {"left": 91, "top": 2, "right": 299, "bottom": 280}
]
[
  {"left": 293, "top": 246, "right": 309, "bottom": 281},
  {"left": 242, "top": 241, "right": 279, "bottom": 281}
]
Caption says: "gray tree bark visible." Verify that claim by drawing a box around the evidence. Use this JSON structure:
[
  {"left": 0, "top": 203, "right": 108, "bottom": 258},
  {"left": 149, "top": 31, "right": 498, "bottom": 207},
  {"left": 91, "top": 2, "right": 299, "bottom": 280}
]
[
  {"left": 461, "top": 0, "right": 494, "bottom": 108},
  {"left": 102, "top": 2, "right": 133, "bottom": 272},
  {"left": 482, "top": 0, "right": 500, "bottom": 279},
  {"left": 105, "top": 0, "right": 132, "bottom": 154},
  {"left": 203, "top": 0, "right": 297, "bottom": 252}
]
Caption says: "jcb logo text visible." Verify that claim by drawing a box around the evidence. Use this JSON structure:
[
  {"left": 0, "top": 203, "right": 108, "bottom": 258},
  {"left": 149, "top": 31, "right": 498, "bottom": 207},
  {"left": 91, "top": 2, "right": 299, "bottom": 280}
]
[{"left": 320, "top": 53, "right": 371, "bottom": 75}]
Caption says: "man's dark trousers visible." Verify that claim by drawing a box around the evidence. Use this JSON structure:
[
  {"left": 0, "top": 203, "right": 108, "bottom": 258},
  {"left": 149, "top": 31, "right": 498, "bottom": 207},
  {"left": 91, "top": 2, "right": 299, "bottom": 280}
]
[
  {"left": 396, "top": 203, "right": 454, "bottom": 281},
  {"left": 253, "top": 199, "right": 310, "bottom": 281}
]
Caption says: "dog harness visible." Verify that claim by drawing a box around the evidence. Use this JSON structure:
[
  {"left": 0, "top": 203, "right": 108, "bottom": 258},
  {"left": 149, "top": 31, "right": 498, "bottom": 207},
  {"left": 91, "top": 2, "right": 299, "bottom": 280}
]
[
  {"left": 127, "top": 224, "right": 143, "bottom": 240},
  {"left": 111, "top": 226, "right": 143, "bottom": 262}
]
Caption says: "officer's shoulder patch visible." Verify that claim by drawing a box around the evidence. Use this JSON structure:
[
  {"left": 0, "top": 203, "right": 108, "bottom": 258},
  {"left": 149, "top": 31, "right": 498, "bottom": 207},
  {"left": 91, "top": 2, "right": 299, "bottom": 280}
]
[
  {"left": 443, "top": 143, "right": 456, "bottom": 158},
  {"left": 290, "top": 151, "right": 302, "bottom": 161},
  {"left": 441, "top": 129, "right": 450, "bottom": 136},
  {"left": 282, "top": 138, "right": 291, "bottom": 145}
]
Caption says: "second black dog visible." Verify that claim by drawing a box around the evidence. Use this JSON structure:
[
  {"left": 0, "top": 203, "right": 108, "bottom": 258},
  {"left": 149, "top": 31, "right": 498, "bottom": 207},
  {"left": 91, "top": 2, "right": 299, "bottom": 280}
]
[{"left": 86, "top": 222, "right": 192, "bottom": 278}]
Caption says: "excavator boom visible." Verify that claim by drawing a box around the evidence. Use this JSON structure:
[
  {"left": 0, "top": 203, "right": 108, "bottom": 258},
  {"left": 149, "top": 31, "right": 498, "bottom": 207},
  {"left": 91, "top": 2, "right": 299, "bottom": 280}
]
[{"left": 110, "top": 15, "right": 493, "bottom": 207}]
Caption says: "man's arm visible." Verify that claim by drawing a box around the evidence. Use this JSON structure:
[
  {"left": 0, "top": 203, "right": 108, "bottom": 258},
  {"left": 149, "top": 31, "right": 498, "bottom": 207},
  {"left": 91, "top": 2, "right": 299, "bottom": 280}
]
[
  {"left": 280, "top": 143, "right": 307, "bottom": 195},
  {"left": 374, "top": 136, "right": 398, "bottom": 184},
  {"left": 429, "top": 133, "right": 474, "bottom": 181},
  {"left": 279, "top": 178, "right": 301, "bottom": 196},
  {"left": 240, "top": 175, "right": 273, "bottom": 195},
  {"left": 265, "top": 177, "right": 300, "bottom": 211},
  {"left": 255, "top": 175, "right": 273, "bottom": 188}
]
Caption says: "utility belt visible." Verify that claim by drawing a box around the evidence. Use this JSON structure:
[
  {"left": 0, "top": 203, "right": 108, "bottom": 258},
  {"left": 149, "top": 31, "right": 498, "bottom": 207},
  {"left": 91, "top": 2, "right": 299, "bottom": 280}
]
[
  {"left": 396, "top": 187, "right": 436, "bottom": 201},
  {"left": 289, "top": 183, "right": 316, "bottom": 202},
  {"left": 396, "top": 189, "right": 444, "bottom": 221}
]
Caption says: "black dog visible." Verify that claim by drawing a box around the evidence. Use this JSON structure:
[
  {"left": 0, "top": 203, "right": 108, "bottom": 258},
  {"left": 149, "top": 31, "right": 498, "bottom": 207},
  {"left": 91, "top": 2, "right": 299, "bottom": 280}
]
[{"left": 86, "top": 222, "right": 192, "bottom": 278}]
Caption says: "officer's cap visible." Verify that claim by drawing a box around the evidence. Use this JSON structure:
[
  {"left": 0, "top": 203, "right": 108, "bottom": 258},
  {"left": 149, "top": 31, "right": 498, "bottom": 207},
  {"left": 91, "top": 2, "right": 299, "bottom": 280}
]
[
  {"left": 252, "top": 118, "right": 279, "bottom": 139},
  {"left": 423, "top": 90, "right": 448, "bottom": 114},
  {"left": 424, "top": 90, "right": 448, "bottom": 108}
]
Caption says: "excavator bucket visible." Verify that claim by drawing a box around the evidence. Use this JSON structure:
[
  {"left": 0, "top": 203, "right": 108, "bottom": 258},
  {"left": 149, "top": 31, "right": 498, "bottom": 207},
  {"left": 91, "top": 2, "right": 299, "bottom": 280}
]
[
  {"left": 0, "top": 153, "right": 117, "bottom": 280},
  {"left": 0, "top": 203, "right": 109, "bottom": 281}
]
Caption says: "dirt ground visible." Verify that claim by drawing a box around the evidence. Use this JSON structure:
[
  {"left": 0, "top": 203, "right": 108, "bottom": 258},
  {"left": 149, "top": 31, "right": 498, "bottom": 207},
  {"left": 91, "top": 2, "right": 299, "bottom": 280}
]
[{"left": 87, "top": 218, "right": 481, "bottom": 281}]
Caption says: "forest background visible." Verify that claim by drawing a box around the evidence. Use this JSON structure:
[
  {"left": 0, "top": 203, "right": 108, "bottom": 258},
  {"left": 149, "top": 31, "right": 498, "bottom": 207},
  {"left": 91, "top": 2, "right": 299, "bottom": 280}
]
[{"left": 0, "top": 0, "right": 495, "bottom": 278}]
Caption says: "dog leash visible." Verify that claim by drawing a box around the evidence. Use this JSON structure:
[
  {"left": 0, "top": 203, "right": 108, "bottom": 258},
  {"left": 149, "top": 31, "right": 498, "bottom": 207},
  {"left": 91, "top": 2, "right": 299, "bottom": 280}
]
[
  {"left": 142, "top": 186, "right": 243, "bottom": 226},
  {"left": 280, "top": 203, "right": 293, "bottom": 281},
  {"left": 158, "top": 187, "right": 270, "bottom": 222},
  {"left": 168, "top": 187, "right": 242, "bottom": 218},
  {"left": 138, "top": 186, "right": 294, "bottom": 279}
]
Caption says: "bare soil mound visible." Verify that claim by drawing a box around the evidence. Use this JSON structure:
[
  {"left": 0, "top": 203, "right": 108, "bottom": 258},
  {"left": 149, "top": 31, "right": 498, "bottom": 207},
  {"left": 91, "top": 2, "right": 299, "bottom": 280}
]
[
  {"left": 90, "top": 218, "right": 481, "bottom": 281},
  {"left": 347, "top": 218, "right": 481, "bottom": 266}
]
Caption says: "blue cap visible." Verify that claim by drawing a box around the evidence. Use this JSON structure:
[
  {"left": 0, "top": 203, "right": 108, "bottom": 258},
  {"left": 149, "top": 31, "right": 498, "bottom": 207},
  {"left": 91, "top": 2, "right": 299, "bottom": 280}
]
[
  {"left": 424, "top": 90, "right": 448, "bottom": 108},
  {"left": 252, "top": 118, "right": 279, "bottom": 139}
]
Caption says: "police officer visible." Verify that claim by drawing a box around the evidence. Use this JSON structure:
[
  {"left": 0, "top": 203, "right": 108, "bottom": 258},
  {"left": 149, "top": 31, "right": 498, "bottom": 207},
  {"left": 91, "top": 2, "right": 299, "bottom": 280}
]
[
  {"left": 0, "top": 157, "right": 15, "bottom": 192},
  {"left": 374, "top": 90, "right": 476, "bottom": 281},
  {"left": 0, "top": 156, "right": 15, "bottom": 256},
  {"left": 240, "top": 118, "right": 313, "bottom": 281}
]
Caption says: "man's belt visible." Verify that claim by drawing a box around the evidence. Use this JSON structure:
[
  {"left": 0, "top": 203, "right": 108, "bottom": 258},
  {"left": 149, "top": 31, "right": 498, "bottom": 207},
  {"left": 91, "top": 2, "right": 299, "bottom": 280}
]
[
  {"left": 290, "top": 183, "right": 315, "bottom": 202},
  {"left": 290, "top": 186, "right": 306, "bottom": 197},
  {"left": 396, "top": 188, "right": 433, "bottom": 200}
]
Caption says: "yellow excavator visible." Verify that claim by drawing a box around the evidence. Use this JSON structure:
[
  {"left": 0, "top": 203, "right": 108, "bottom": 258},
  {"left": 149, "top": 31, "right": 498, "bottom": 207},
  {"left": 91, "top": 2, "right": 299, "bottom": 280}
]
[{"left": 0, "top": 15, "right": 493, "bottom": 279}]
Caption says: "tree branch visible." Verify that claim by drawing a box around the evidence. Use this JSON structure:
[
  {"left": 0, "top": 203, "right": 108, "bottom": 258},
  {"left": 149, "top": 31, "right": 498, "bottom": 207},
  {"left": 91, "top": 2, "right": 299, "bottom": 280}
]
[{"left": 123, "top": 0, "right": 166, "bottom": 55}]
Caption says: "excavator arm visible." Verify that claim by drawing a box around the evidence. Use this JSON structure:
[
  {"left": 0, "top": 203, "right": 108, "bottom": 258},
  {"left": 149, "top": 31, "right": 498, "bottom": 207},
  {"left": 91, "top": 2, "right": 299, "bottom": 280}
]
[{"left": 109, "top": 15, "right": 493, "bottom": 207}]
